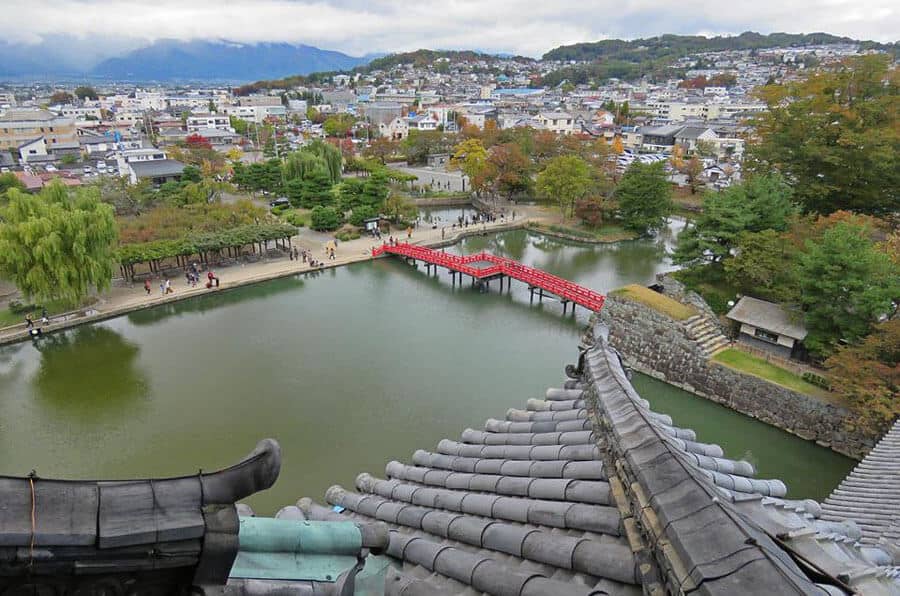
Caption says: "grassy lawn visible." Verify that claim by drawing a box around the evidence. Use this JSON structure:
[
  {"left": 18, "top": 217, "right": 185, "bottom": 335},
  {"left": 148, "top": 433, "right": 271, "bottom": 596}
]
[
  {"left": 0, "top": 298, "right": 83, "bottom": 329},
  {"left": 712, "top": 348, "right": 830, "bottom": 398},
  {"left": 610, "top": 284, "right": 697, "bottom": 321}
]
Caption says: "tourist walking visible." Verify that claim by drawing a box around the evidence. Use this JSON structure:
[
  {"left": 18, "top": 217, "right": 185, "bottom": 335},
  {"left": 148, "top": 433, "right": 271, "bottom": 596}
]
[
  {"left": 164, "top": 278, "right": 173, "bottom": 295},
  {"left": 441, "top": 227, "right": 446, "bottom": 240},
  {"left": 159, "top": 280, "right": 165, "bottom": 295},
  {"left": 144, "top": 279, "right": 152, "bottom": 295},
  {"left": 207, "top": 270, "right": 219, "bottom": 288},
  {"left": 24, "top": 314, "right": 34, "bottom": 329}
]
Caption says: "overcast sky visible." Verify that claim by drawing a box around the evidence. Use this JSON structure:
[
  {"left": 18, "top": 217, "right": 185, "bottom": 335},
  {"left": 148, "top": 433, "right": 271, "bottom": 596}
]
[{"left": 2, "top": 0, "right": 897, "bottom": 57}]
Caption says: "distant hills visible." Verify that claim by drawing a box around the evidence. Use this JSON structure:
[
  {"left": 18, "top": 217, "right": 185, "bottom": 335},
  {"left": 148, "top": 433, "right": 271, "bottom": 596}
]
[
  {"left": 90, "top": 40, "right": 375, "bottom": 81},
  {"left": 543, "top": 31, "right": 896, "bottom": 62},
  {"left": 0, "top": 39, "right": 376, "bottom": 81}
]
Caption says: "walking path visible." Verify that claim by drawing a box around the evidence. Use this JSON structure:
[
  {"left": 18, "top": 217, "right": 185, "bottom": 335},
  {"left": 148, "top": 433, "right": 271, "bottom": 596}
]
[{"left": 0, "top": 210, "right": 542, "bottom": 347}]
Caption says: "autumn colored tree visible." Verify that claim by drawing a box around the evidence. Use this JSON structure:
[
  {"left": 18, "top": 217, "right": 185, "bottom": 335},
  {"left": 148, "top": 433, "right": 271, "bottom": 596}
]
[
  {"left": 451, "top": 138, "right": 489, "bottom": 195},
  {"left": 748, "top": 55, "right": 898, "bottom": 216},
  {"left": 574, "top": 196, "right": 604, "bottom": 228},
  {"left": 826, "top": 320, "right": 900, "bottom": 436},
  {"left": 486, "top": 143, "right": 532, "bottom": 199},
  {"left": 364, "top": 137, "right": 397, "bottom": 164},
  {"left": 185, "top": 133, "right": 213, "bottom": 150},
  {"left": 50, "top": 91, "right": 74, "bottom": 105}
]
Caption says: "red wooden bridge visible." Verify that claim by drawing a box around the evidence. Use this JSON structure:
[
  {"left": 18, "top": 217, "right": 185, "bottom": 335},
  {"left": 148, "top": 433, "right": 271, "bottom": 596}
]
[{"left": 372, "top": 243, "right": 605, "bottom": 313}]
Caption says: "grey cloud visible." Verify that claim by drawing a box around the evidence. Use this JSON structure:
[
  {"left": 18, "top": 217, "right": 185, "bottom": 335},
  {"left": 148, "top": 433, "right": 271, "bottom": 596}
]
[{"left": 0, "top": 0, "right": 896, "bottom": 58}]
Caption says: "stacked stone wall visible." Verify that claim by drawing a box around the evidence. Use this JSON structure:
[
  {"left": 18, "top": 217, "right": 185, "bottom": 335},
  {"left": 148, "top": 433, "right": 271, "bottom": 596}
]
[{"left": 597, "top": 295, "right": 874, "bottom": 459}]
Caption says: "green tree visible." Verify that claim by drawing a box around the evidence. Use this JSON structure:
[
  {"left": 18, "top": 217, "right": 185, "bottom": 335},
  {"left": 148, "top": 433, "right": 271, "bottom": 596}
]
[
  {"left": 724, "top": 230, "right": 797, "bottom": 301},
  {"left": 0, "top": 182, "right": 117, "bottom": 305},
  {"left": 181, "top": 165, "right": 202, "bottom": 183},
  {"left": 337, "top": 177, "right": 366, "bottom": 211},
  {"left": 349, "top": 205, "right": 376, "bottom": 227},
  {"left": 383, "top": 194, "right": 417, "bottom": 223},
  {"left": 299, "top": 169, "right": 335, "bottom": 208},
  {"left": 73, "top": 86, "right": 98, "bottom": 100},
  {"left": 673, "top": 174, "right": 795, "bottom": 265},
  {"left": 361, "top": 169, "right": 390, "bottom": 209},
  {"left": 614, "top": 161, "right": 672, "bottom": 233},
  {"left": 797, "top": 221, "right": 900, "bottom": 356},
  {"left": 323, "top": 114, "right": 356, "bottom": 137},
  {"left": 0, "top": 172, "right": 25, "bottom": 199},
  {"left": 748, "top": 55, "right": 899, "bottom": 216},
  {"left": 309, "top": 205, "right": 342, "bottom": 231},
  {"left": 536, "top": 155, "right": 592, "bottom": 218}
]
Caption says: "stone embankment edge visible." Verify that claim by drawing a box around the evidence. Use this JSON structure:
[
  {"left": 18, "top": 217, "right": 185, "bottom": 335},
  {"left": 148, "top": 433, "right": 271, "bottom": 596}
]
[
  {"left": 0, "top": 220, "right": 528, "bottom": 347},
  {"left": 595, "top": 294, "right": 874, "bottom": 460}
]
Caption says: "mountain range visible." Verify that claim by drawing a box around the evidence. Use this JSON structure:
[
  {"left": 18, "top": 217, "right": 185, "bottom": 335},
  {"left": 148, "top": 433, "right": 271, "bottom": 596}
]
[{"left": 0, "top": 39, "right": 376, "bottom": 81}]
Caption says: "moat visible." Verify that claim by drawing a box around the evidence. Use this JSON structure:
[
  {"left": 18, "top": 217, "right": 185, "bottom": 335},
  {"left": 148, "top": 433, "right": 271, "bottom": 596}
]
[{"left": 0, "top": 225, "right": 854, "bottom": 513}]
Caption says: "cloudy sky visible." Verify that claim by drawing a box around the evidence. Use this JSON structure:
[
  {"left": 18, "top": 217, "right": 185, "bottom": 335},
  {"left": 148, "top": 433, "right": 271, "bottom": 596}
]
[{"left": 2, "top": 0, "right": 897, "bottom": 57}]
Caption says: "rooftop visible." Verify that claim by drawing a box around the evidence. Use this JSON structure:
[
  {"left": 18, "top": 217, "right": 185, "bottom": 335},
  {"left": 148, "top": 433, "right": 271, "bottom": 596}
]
[{"left": 727, "top": 296, "right": 808, "bottom": 340}]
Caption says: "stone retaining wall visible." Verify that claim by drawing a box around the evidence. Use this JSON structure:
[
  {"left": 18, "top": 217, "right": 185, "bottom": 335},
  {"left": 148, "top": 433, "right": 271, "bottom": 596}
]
[{"left": 597, "top": 294, "right": 875, "bottom": 459}]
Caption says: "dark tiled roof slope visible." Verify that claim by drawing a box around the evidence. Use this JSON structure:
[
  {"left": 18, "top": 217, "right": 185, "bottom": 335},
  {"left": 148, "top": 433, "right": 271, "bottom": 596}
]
[
  {"left": 822, "top": 420, "right": 900, "bottom": 550},
  {"left": 294, "top": 325, "right": 899, "bottom": 595}
]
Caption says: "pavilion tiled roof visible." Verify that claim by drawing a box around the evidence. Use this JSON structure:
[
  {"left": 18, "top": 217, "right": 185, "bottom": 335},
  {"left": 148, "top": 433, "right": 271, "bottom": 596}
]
[{"left": 281, "top": 324, "right": 899, "bottom": 595}]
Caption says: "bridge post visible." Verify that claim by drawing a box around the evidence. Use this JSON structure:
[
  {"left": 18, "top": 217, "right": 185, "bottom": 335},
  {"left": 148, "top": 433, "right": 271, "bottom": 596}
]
[
  {"left": 538, "top": 288, "right": 544, "bottom": 303},
  {"left": 529, "top": 287, "right": 534, "bottom": 304}
]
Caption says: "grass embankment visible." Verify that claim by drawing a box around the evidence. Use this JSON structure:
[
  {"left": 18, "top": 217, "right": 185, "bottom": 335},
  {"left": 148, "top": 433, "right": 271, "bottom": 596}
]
[
  {"left": 610, "top": 284, "right": 697, "bottom": 321},
  {"left": 528, "top": 221, "right": 638, "bottom": 243},
  {"left": 712, "top": 348, "right": 830, "bottom": 398},
  {"left": 0, "top": 298, "right": 79, "bottom": 329}
]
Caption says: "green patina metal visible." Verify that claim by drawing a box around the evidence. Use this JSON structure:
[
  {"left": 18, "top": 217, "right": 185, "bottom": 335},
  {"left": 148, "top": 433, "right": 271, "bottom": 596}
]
[{"left": 230, "top": 517, "right": 365, "bottom": 582}]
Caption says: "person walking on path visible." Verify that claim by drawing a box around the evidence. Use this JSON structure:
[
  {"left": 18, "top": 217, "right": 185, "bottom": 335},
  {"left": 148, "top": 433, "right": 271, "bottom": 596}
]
[
  {"left": 24, "top": 314, "right": 34, "bottom": 329},
  {"left": 441, "top": 227, "right": 446, "bottom": 240},
  {"left": 144, "top": 279, "right": 152, "bottom": 295},
  {"left": 207, "top": 270, "right": 219, "bottom": 288},
  {"left": 160, "top": 280, "right": 166, "bottom": 295},
  {"left": 164, "top": 278, "right": 174, "bottom": 295},
  {"left": 407, "top": 226, "right": 412, "bottom": 239}
]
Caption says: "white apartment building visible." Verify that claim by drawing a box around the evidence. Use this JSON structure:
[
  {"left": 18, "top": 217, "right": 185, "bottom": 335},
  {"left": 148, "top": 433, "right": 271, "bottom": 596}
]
[{"left": 186, "top": 114, "right": 232, "bottom": 132}]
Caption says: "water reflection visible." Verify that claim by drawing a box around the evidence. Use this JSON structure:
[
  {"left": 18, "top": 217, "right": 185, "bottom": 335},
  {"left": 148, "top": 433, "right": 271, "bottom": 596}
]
[
  {"left": 127, "top": 276, "right": 306, "bottom": 326},
  {"left": 33, "top": 326, "right": 149, "bottom": 419}
]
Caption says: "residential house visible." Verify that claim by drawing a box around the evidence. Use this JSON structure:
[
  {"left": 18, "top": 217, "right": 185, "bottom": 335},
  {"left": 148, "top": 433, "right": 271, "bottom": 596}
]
[
  {"left": 534, "top": 111, "right": 574, "bottom": 135},
  {"left": 407, "top": 113, "right": 439, "bottom": 132},
  {"left": 673, "top": 126, "right": 718, "bottom": 153},
  {"left": 379, "top": 116, "right": 409, "bottom": 140},
  {"left": 127, "top": 159, "right": 186, "bottom": 186},
  {"left": 726, "top": 296, "right": 808, "bottom": 360},
  {"left": 0, "top": 109, "right": 77, "bottom": 152}
]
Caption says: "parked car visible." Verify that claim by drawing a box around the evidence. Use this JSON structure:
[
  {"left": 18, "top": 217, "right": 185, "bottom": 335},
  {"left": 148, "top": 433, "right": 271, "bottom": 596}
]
[
  {"left": 269, "top": 197, "right": 290, "bottom": 208},
  {"left": 45, "top": 164, "right": 57, "bottom": 172}
]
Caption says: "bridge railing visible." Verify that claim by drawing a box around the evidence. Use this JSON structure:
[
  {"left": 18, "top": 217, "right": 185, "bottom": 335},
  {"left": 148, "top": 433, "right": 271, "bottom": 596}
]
[{"left": 371, "top": 243, "right": 606, "bottom": 310}]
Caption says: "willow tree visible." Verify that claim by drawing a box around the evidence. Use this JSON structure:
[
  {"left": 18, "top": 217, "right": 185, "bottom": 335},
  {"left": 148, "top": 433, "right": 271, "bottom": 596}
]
[{"left": 0, "top": 182, "right": 118, "bottom": 306}]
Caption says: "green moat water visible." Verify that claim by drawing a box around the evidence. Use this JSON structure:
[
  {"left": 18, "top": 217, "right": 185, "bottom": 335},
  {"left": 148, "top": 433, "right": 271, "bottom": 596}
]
[{"left": 0, "top": 226, "right": 854, "bottom": 513}]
